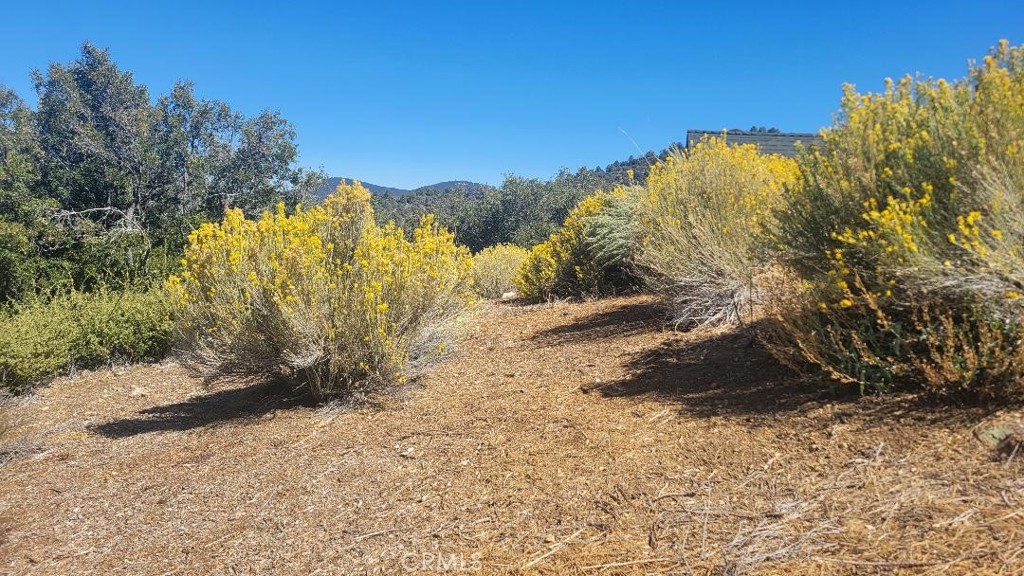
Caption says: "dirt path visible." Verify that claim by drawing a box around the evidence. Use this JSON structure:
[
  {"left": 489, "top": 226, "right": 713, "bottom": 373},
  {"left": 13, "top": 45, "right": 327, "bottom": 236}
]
[{"left": 1, "top": 296, "right": 1022, "bottom": 575}]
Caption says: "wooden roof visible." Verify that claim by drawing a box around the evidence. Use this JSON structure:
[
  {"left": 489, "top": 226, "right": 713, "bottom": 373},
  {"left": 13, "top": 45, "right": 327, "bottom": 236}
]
[{"left": 686, "top": 129, "right": 822, "bottom": 157}]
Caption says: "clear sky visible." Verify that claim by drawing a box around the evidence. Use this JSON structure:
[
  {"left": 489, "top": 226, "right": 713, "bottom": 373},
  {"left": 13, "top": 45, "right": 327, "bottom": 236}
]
[{"left": 2, "top": 1, "right": 1022, "bottom": 189}]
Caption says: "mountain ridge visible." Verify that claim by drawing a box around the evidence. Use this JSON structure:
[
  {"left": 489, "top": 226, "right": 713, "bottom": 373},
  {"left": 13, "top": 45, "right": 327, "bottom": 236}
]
[{"left": 312, "top": 177, "right": 491, "bottom": 201}]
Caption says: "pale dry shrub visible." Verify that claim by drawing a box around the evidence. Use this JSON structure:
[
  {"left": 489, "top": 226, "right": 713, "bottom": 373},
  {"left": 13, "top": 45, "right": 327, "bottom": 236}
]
[
  {"left": 471, "top": 243, "right": 529, "bottom": 299},
  {"left": 635, "top": 137, "right": 800, "bottom": 328},
  {"left": 582, "top": 189, "right": 642, "bottom": 281}
]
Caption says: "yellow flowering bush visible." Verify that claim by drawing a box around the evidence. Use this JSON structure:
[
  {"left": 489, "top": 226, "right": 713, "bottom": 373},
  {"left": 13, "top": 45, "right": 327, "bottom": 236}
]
[
  {"left": 472, "top": 243, "right": 529, "bottom": 299},
  {"left": 515, "top": 188, "right": 636, "bottom": 300},
  {"left": 167, "top": 181, "right": 476, "bottom": 400},
  {"left": 516, "top": 241, "right": 558, "bottom": 301},
  {"left": 770, "top": 40, "right": 1024, "bottom": 399},
  {"left": 636, "top": 137, "right": 800, "bottom": 327}
]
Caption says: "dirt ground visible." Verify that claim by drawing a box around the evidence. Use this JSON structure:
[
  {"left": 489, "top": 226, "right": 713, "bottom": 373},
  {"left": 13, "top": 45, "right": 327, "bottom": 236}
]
[{"left": 1, "top": 296, "right": 1022, "bottom": 575}]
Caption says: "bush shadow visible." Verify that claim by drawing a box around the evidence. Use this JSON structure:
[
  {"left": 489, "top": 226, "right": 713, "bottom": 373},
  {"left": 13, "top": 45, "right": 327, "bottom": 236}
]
[
  {"left": 90, "top": 379, "right": 316, "bottom": 438},
  {"left": 595, "top": 319, "right": 990, "bottom": 427},
  {"left": 533, "top": 300, "right": 664, "bottom": 345},
  {"left": 594, "top": 324, "right": 849, "bottom": 419}
]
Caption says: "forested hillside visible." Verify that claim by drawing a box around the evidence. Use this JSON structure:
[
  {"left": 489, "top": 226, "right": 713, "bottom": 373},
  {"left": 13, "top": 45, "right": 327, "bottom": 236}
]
[
  {"left": 355, "top": 147, "right": 680, "bottom": 252},
  {"left": 311, "top": 178, "right": 492, "bottom": 200}
]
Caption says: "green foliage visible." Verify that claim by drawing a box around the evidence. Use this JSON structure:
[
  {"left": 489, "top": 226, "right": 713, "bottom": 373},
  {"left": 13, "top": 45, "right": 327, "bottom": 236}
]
[
  {"left": 472, "top": 244, "right": 530, "bottom": 299},
  {"left": 582, "top": 190, "right": 641, "bottom": 281},
  {"left": 515, "top": 189, "right": 637, "bottom": 301},
  {"left": 0, "top": 289, "right": 173, "bottom": 393},
  {"left": 769, "top": 40, "right": 1024, "bottom": 400},
  {"left": 369, "top": 160, "right": 661, "bottom": 253},
  {"left": 0, "top": 86, "right": 49, "bottom": 302},
  {"left": 0, "top": 220, "right": 33, "bottom": 301},
  {"left": 371, "top": 184, "right": 493, "bottom": 250},
  {"left": 482, "top": 172, "right": 592, "bottom": 248},
  {"left": 0, "top": 44, "right": 325, "bottom": 305},
  {"left": 0, "top": 87, "right": 43, "bottom": 217},
  {"left": 167, "top": 182, "right": 477, "bottom": 401},
  {"left": 32, "top": 44, "right": 323, "bottom": 228},
  {"left": 371, "top": 172, "right": 590, "bottom": 252}
]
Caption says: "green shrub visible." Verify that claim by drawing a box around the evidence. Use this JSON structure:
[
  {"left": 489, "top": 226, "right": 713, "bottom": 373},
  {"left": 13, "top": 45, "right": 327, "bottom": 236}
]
[
  {"left": 0, "top": 213, "right": 180, "bottom": 306},
  {"left": 583, "top": 190, "right": 642, "bottom": 282},
  {"left": 0, "top": 219, "right": 34, "bottom": 303},
  {"left": 472, "top": 244, "right": 530, "bottom": 299},
  {"left": 636, "top": 138, "right": 800, "bottom": 327},
  {"left": 0, "top": 289, "right": 173, "bottom": 392},
  {"left": 167, "top": 181, "right": 476, "bottom": 401},
  {"left": 65, "top": 229, "right": 160, "bottom": 292},
  {"left": 769, "top": 40, "right": 1024, "bottom": 400},
  {"left": 515, "top": 188, "right": 638, "bottom": 301}
]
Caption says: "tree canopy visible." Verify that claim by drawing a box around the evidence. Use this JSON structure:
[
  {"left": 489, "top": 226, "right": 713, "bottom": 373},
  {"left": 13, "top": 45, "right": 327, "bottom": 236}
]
[{"left": 0, "top": 43, "right": 324, "bottom": 302}]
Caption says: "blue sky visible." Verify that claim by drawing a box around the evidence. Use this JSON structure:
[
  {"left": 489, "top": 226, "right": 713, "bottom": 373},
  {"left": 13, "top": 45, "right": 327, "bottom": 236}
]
[{"left": 2, "top": 1, "right": 1022, "bottom": 189}]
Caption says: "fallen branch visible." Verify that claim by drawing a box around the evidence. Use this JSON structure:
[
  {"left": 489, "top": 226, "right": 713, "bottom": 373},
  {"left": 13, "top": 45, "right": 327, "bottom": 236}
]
[
  {"left": 520, "top": 527, "right": 586, "bottom": 570},
  {"left": 582, "top": 557, "right": 679, "bottom": 571}
]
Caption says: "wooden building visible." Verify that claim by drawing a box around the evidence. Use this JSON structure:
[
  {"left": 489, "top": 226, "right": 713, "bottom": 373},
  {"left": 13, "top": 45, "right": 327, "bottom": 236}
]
[{"left": 685, "top": 128, "right": 822, "bottom": 157}]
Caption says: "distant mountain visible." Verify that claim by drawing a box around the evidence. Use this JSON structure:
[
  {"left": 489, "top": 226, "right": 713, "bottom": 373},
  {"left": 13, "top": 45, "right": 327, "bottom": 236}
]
[
  {"left": 311, "top": 177, "right": 490, "bottom": 202},
  {"left": 311, "top": 177, "right": 407, "bottom": 200},
  {"left": 415, "top": 181, "right": 491, "bottom": 196}
]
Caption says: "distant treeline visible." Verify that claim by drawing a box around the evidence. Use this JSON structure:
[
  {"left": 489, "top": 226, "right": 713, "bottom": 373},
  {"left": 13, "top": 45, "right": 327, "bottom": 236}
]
[{"left": 371, "top": 147, "right": 681, "bottom": 252}]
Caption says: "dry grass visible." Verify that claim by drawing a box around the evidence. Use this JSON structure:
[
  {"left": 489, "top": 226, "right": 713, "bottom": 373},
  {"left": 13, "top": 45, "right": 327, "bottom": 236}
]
[{"left": 0, "top": 296, "right": 1021, "bottom": 575}]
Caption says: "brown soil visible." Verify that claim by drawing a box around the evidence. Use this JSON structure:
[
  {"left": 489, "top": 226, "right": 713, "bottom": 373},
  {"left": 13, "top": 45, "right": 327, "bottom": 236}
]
[{"left": 1, "top": 296, "right": 1022, "bottom": 575}]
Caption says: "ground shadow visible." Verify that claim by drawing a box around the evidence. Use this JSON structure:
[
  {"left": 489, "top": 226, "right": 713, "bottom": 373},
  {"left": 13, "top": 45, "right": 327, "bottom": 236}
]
[
  {"left": 533, "top": 300, "right": 664, "bottom": 344},
  {"left": 595, "top": 324, "right": 850, "bottom": 420},
  {"left": 596, "top": 319, "right": 988, "bottom": 426},
  {"left": 90, "top": 379, "right": 316, "bottom": 439}
]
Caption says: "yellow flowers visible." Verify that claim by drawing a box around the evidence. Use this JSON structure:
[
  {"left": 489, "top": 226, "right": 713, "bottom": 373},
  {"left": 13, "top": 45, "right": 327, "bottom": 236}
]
[
  {"left": 166, "top": 180, "right": 476, "bottom": 400},
  {"left": 642, "top": 138, "right": 799, "bottom": 245},
  {"left": 770, "top": 39, "right": 1024, "bottom": 399},
  {"left": 515, "top": 188, "right": 627, "bottom": 300},
  {"left": 949, "top": 211, "right": 989, "bottom": 257},
  {"left": 472, "top": 243, "right": 530, "bottom": 299},
  {"left": 516, "top": 241, "right": 558, "bottom": 300},
  {"left": 833, "top": 193, "right": 931, "bottom": 263}
]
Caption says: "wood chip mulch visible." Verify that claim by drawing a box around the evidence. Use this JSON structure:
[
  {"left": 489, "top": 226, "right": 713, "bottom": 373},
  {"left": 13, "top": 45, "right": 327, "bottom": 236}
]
[{"left": 1, "top": 295, "right": 1022, "bottom": 575}]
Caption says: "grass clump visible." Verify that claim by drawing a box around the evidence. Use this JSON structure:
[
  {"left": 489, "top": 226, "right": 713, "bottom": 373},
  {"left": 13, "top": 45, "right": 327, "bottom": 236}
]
[
  {"left": 768, "top": 40, "right": 1024, "bottom": 400},
  {"left": 472, "top": 243, "right": 530, "bottom": 299},
  {"left": 167, "top": 181, "right": 476, "bottom": 401},
  {"left": 635, "top": 138, "right": 800, "bottom": 328},
  {"left": 0, "top": 289, "right": 173, "bottom": 392},
  {"left": 515, "top": 188, "right": 638, "bottom": 301}
]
